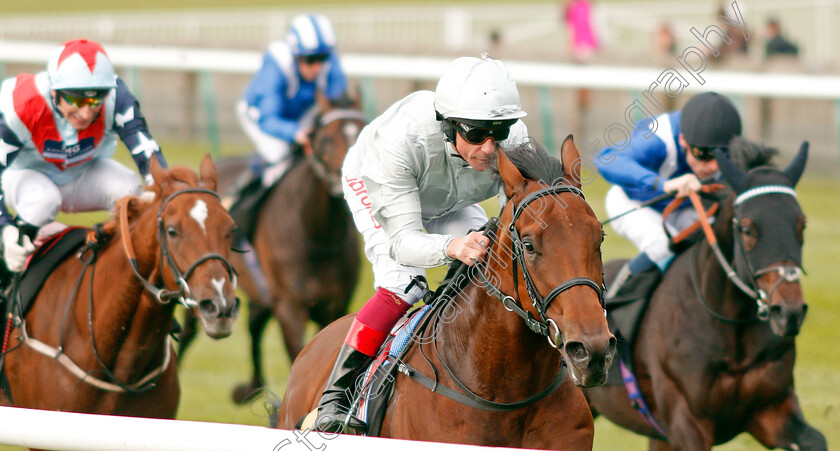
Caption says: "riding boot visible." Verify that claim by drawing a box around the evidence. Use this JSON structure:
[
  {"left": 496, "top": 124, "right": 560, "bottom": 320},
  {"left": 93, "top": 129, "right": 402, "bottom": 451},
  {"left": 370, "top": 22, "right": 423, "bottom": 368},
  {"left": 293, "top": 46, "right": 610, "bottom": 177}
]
[
  {"left": 607, "top": 253, "right": 663, "bottom": 302},
  {"left": 313, "top": 342, "right": 374, "bottom": 434},
  {"left": 313, "top": 287, "right": 411, "bottom": 434},
  {"left": 221, "top": 168, "right": 258, "bottom": 210}
]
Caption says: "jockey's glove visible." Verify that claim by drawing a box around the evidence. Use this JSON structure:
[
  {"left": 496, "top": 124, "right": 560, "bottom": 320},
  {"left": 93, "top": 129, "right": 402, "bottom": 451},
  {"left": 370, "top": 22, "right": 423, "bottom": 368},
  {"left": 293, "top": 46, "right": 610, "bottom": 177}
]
[{"left": 1, "top": 225, "right": 35, "bottom": 272}]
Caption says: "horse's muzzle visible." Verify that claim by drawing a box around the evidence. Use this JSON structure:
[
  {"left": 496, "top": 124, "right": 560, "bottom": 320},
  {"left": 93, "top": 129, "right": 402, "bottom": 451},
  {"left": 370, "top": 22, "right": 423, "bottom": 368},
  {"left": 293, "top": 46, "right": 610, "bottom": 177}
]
[
  {"left": 563, "top": 334, "right": 617, "bottom": 387},
  {"left": 197, "top": 296, "right": 240, "bottom": 338},
  {"left": 769, "top": 301, "right": 807, "bottom": 337}
]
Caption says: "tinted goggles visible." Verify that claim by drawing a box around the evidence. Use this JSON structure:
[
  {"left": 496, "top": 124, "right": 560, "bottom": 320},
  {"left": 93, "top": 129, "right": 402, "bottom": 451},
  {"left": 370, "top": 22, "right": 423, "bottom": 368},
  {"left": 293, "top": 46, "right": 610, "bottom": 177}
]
[
  {"left": 59, "top": 90, "right": 108, "bottom": 109},
  {"left": 299, "top": 53, "right": 329, "bottom": 64},
  {"left": 688, "top": 145, "right": 723, "bottom": 162},
  {"left": 456, "top": 122, "right": 511, "bottom": 144}
]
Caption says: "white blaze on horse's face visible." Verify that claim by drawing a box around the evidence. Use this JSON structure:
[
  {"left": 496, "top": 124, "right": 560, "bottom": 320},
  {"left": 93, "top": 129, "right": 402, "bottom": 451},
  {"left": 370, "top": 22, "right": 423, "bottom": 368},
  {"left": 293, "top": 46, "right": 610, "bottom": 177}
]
[
  {"left": 212, "top": 277, "right": 227, "bottom": 308},
  {"left": 190, "top": 200, "right": 208, "bottom": 235}
]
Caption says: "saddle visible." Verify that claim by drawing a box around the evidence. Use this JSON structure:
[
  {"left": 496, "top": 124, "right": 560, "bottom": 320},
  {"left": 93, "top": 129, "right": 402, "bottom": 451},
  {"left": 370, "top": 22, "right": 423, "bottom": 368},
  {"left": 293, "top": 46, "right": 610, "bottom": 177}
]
[
  {"left": 0, "top": 227, "right": 89, "bottom": 323},
  {"left": 228, "top": 154, "right": 303, "bottom": 244},
  {"left": 297, "top": 262, "right": 471, "bottom": 435}
]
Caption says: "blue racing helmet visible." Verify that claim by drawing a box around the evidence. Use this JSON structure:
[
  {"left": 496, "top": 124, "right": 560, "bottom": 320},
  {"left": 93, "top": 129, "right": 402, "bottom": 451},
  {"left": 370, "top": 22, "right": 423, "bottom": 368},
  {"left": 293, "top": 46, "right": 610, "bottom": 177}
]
[{"left": 286, "top": 14, "right": 337, "bottom": 57}]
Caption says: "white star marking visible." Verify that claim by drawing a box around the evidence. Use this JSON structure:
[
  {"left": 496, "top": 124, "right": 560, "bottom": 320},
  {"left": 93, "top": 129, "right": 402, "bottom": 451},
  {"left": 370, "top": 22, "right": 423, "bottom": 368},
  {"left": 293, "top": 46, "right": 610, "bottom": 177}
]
[
  {"left": 115, "top": 106, "right": 135, "bottom": 128},
  {"left": 189, "top": 200, "right": 208, "bottom": 235},
  {"left": 0, "top": 138, "right": 20, "bottom": 166},
  {"left": 130, "top": 132, "right": 160, "bottom": 160}
]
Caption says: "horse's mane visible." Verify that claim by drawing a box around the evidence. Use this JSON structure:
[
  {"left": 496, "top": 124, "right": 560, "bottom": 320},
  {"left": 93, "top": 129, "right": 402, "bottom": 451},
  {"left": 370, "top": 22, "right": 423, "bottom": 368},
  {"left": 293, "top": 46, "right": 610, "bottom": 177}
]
[
  {"left": 97, "top": 165, "right": 201, "bottom": 236},
  {"left": 329, "top": 94, "right": 358, "bottom": 110},
  {"left": 502, "top": 139, "right": 565, "bottom": 184},
  {"left": 728, "top": 136, "right": 778, "bottom": 170}
]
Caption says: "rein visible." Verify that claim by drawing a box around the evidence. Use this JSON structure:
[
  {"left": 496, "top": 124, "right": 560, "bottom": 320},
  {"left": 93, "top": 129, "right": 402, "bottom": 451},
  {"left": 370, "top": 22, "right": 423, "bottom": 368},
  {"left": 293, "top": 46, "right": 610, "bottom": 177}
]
[
  {"left": 393, "top": 259, "right": 568, "bottom": 412},
  {"left": 20, "top": 187, "right": 235, "bottom": 393},
  {"left": 501, "top": 184, "right": 605, "bottom": 345},
  {"left": 681, "top": 187, "right": 801, "bottom": 322},
  {"left": 118, "top": 187, "right": 236, "bottom": 308},
  {"left": 394, "top": 183, "right": 603, "bottom": 411}
]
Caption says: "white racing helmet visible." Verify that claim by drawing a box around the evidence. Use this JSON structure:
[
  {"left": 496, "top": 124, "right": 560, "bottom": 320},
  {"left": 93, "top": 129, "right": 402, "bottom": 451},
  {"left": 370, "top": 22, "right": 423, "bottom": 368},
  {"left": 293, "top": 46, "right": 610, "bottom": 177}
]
[
  {"left": 286, "top": 14, "right": 337, "bottom": 56},
  {"left": 47, "top": 39, "right": 117, "bottom": 92},
  {"left": 434, "top": 54, "right": 526, "bottom": 133}
]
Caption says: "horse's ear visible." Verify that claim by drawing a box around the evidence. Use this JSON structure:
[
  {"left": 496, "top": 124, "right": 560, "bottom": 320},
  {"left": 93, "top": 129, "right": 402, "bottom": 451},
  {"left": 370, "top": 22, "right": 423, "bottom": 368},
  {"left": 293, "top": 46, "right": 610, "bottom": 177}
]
[
  {"left": 714, "top": 148, "right": 748, "bottom": 194},
  {"left": 316, "top": 90, "right": 331, "bottom": 113},
  {"left": 560, "top": 134, "right": 582, "bottom": 189},
  {"left": 783, "top": 141, "right": 808, "bottom": 187},
  {"left": 199, "top": 154, "right": 218, "bottom": 191},
  {"left": 150, "top": 154, "right": 167, "bottom": 187},
  {"left": 497, "top": 146, "right": 526, "bottom": 199}
]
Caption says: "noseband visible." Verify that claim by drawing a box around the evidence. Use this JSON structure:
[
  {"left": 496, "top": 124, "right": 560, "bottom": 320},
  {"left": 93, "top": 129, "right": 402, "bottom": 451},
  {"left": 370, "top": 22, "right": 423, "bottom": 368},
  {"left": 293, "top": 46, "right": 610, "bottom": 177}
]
[
  {"left": 685, "top": 187, "right": 803, "bottom": 323},
  {"left": 120, "top": 187, "right": 237, "bottom": 308},
  {"left": 478, "top": 184, "right": 605, "bottom": 347}
]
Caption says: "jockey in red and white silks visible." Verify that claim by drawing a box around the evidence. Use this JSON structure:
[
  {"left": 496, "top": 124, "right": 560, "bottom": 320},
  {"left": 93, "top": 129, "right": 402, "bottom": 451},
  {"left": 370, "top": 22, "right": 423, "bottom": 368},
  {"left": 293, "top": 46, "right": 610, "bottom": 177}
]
[{"left": 0, "top": 39, "right": 166, "bottom": 272}]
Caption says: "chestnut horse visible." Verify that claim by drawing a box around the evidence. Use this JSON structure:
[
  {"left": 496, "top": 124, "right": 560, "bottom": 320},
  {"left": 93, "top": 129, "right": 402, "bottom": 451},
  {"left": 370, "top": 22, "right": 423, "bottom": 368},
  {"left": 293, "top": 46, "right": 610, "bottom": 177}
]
[
  {"left": 585, "top": 143, "right": 826, "bottom": 450},
  {"left": 278, "top": 137, "right": 616, "bottom": 450},
  {"left": 179, "top": 95, "right": 363, "bottom": 403},
  {"left": 0, "top": 155, "right": 238, "bottom": 418}
]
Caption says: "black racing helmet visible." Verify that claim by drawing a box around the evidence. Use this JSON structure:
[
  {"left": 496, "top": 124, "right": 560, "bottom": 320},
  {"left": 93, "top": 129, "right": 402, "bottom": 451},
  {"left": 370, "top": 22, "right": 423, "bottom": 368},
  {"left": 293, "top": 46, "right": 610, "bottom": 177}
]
[{"left": 680, "top": 92, "right": 742, "bottom": 150}]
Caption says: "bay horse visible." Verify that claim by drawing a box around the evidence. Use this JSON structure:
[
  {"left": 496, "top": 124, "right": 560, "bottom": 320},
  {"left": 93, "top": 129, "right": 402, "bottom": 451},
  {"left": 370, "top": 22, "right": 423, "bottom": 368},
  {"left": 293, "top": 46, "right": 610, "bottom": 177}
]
[
  {"left": 277, "top": 137, "right": 616, "bottom": 450},
  {"left": 0, "top": 155, "right": 238, "bottom": 418},
  {"left": 179, "top": 94, "right": 364, "bottom": 403},
  {"left": 585, "top": 143, "right": 827, "bottom": 450}
]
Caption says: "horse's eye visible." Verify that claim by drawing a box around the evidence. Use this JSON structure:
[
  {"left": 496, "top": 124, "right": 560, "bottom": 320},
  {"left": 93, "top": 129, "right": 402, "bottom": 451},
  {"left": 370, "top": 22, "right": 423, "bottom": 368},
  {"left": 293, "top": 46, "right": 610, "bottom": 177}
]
[
  {"left": 167, "top": 225, "right": 178, "bottom": 238},
  {"left": 739, "top": 218, "right": 757, "bottom": 251},
  {"left": 523, "top": 241, "right": 536, "bottom": 253}
]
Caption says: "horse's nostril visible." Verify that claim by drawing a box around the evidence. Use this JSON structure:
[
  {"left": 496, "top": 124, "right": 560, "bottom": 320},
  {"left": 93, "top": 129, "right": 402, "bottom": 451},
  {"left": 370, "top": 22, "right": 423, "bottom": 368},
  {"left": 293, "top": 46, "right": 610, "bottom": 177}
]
[
  {"left": 769, "top": 304, "right": 783, "bottom": 318},
  {"left": 564, "top": 341, "right": 589, "bottom": 363},
  {"left": 198, "top": 299, "right": 219, "bottom": 317}
]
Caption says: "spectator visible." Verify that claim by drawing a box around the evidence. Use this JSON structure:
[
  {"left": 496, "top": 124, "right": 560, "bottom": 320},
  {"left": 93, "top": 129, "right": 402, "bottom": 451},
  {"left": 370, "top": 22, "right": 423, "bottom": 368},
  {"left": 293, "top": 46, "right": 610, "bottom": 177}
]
[
  {"left": 562, "top": 0, "right": 599, "bottom": 63},
  {"left": 765, "top": 18, "right": 799, "bottom": 58}
]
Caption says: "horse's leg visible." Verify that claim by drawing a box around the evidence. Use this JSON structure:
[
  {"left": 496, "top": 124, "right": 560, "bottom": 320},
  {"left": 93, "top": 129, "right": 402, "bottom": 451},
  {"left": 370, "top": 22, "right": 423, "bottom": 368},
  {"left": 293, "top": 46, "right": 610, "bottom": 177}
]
[
  {"left": 177, "top": 309, "right": 199, "bottom": 364},
  {"left": 747, "top": 393, "right": 827, "bottom": 451},
  {"left": 275, "top": 297, "right": 309, "bottom": 361},
  {"left": 648, "top": 437, "right": 673, "bottom": 451},
  {"left": 658, "top": 397, "right": 714, "bottom": 451},
  {"left": 232, "top": 299, "right": 272, "bottom": 404}
]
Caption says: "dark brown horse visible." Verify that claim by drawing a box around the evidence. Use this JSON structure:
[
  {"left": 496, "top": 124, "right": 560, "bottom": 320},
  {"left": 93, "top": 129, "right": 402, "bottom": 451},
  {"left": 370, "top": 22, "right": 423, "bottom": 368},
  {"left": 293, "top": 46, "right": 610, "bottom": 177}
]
[
  {"left": 585, "top": 143, "right": 827, "bottom": 450},
  {"left": 278, "top": 137, "right": 616, "bottom": 450},
  {"left": 0, "top": 155, "right": 238, "bottom": 418},
  {"left": 179, "top": 95, "right": 364, "bottom": 403}
]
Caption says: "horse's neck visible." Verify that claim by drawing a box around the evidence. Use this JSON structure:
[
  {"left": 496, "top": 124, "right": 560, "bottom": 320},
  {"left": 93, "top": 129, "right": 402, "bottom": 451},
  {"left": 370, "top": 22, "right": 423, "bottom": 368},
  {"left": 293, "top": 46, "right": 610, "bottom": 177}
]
[
  {"left": 434, "top": 281, "right": 561, "bottom": 397},
  {"left": 295, "top": 166, "right": 351, "bottom": 239},
  {"left": 88, "top": 209, "right": 173, "bottom": 378}
]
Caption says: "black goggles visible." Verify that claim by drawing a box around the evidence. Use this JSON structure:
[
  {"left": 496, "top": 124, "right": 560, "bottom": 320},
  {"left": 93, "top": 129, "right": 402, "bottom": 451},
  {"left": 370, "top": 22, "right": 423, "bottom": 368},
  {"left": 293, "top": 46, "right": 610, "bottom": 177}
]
[
  {"left": 688, "top": 145, "right": 724, "bottom": 162},
  {"left": 456, "top": 122, "right": 511, "bottom": 144},
  {"left": 299, "top": 53, "right": 329, "bottom": 64}
]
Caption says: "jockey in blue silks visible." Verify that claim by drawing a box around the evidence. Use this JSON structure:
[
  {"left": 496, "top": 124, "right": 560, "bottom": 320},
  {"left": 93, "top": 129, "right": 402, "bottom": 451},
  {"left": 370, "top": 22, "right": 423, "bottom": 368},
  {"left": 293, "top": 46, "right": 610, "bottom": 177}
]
[
  {"left": 595, "top": 92, "right": 742, "bottom": 300},
  {"left": 235, "top": 14, "right": 348, "bottom": 189}
]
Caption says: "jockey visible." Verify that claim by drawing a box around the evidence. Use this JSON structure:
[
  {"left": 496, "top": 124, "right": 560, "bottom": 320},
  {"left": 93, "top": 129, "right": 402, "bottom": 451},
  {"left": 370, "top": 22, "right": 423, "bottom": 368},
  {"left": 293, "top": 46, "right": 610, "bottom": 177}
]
[
  {"left": 234, "top": 14, "right": 347, "bottom": 191},
  {"left": 595, "top": 91, "right": 742, "bottom": 300},
  {"left": 314, "top": 54, "right": 530, "bottom": 434},
  {"left": 0, "top": 39, "right": 166, "bottom": 274}
]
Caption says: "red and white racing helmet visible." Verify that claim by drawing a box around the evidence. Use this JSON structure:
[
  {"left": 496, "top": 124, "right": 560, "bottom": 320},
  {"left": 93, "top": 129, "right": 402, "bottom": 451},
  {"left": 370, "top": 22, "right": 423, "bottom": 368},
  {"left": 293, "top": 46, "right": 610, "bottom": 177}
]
[{"left": 47, "top": 39, "right": 117, "bottom": 92}]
